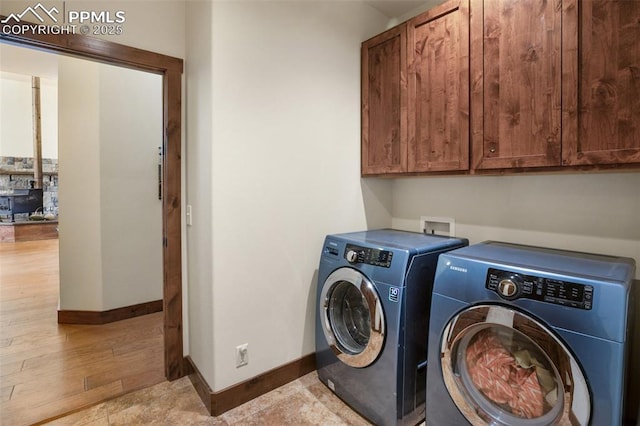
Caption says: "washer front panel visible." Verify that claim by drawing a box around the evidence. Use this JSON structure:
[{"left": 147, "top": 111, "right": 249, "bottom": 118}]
[
  {"left": 320, "top": 267, "right": 385, "bottom": 368},
  {"left": 440, "top": 304, "right": 590, "bottom": 426}
]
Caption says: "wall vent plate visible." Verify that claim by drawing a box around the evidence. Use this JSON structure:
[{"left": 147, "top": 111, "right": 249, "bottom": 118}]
[{"left": 420, "top": 216, "right": 455, "bottom": 237}]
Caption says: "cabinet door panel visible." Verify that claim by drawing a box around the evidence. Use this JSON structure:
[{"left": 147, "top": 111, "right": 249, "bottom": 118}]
[
  {"left": 408, "top": 0, "right": 469, "bottom": 172},
  {"left": 362, "top": 27, "right": 407, "bottom": 175},
  {"left": 563, "top": 0, "right": 640, "bottom": 166},
  {"left": 472, "top": 0, "right": 562, "bottom": 170}
]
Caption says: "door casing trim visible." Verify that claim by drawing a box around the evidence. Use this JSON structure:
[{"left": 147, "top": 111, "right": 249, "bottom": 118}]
[{"left": 1, "top": 20, "right": 185, "bottom": 380}]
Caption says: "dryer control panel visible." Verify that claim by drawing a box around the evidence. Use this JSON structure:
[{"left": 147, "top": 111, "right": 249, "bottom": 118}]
[
  {"left": 345, "top": 244, "right": 393, "bottom": 268},
  {"left": 486, "top": 268, "right": 593, "bottom": 310}
]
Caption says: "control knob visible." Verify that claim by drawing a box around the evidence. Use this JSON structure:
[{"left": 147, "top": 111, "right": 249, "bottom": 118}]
[
  {"left": 498, "top": 276, "right": 519, "bottom": 299},
  {"left": 346, "top": 250, "right": 359, "bottom": 263}
]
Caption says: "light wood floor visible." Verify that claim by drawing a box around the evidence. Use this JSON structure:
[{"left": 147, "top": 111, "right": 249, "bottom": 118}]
[{"left": 0, "top": 239, "right": 165, "bottom": 425}]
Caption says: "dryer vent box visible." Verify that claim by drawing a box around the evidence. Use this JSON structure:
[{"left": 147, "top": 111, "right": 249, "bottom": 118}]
[{"left": 420, "top": 216, "right": 455, "bottom": 237}]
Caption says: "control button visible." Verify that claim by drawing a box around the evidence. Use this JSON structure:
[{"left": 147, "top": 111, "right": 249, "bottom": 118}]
[
  {"left": 498, "top": 279, "right": 518, "bottom": 298},
  {"left": 345, "top": 250, "right": 359, "bottom": 263}
]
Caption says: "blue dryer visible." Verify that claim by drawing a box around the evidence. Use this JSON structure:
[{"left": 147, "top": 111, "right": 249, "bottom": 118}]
[
  {"left": 426, "top": 241, "right": 636, "bottom": 426},
  {"left": 315, "top": 229, "right": 468, "bottom": 426}
]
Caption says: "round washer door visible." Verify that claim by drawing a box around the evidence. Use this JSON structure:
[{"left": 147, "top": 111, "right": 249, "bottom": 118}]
[
  {"left": 319, "top": 267, "right": 385, "bottom": 368},
  {"left": 441, "top": 304, "right": 590, "bottom": 426}
]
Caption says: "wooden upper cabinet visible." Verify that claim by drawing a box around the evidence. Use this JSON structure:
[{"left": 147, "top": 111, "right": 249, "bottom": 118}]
[
  {"left": 471, "top": 0, "right": 563, "bottom": 170},
  {"left": 562, "top": 0, "right": 640, "bottom": 166},
  {"left": 363, "top": 0, "right": 639, "bottom": 176},
  {"left": 407, "top": 0, "right": 470, "bottom": 172},
  {"left": 361, "top": 26, "right": 407, "bottom": 175}
]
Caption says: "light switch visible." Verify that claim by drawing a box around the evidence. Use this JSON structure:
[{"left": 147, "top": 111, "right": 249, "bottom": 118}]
[{"left": 186, "top": 204, "right": 192, "bottom": 226}]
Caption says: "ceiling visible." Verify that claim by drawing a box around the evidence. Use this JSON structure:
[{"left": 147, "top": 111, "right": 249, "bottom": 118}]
[{"left": 366, "top": 0, "right": 442, "bottom": 19}]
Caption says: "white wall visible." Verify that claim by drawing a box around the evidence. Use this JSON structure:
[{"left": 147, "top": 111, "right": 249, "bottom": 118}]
[
  {"left": 0, "top": 72, "right": 58, "bottom": 159},
  {"left": 58, "top": 57, "right": 163, "bottom": 310},
  {"left": 185, "top": 0, "right": 214, "bottom": 384},
  {"left": 99, "top": 64, "right": 163, "bottom": 309},
  {"left": 58, "top": 57, "right": 103, "bottom": 310},
  {"left": 390, "top": 173, "right": 640, "bottom": 279},
  {"left": 186, "top": 1, "right": 391, "bottom": 391}
]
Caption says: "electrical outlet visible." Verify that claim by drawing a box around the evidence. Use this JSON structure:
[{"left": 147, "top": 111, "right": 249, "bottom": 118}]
[
  {"left": 420, "top": 216, "right": 455, "bottom": 237},
  {"left": 236, "top": 343, "right": 248, "bottom": 368}
]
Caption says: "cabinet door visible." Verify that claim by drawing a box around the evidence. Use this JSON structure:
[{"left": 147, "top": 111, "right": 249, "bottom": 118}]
[
  {"left": 408, "top": 0, "right": 469, "bottom": 172},
  {"left": 471, "top": 0, "right": 562, "bottom": 170},
  {"left": 562, "top": 0, "right": 640, "bottom": 166},
  {"left": 361, "top": 26, "right": 407, "bottom": 175}
]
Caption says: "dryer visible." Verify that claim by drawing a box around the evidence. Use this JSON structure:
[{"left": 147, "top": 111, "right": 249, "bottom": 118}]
[
  {"left": 315, "top": 229, "right": 468, "bottom": 426},
  {"left": 426, "top": 241, "right": 636, "bottom": 426}
]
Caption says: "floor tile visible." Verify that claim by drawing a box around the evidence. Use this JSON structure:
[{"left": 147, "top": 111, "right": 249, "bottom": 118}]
[{"left": 46, "top": 372, "right": 375, "bottom": 425}]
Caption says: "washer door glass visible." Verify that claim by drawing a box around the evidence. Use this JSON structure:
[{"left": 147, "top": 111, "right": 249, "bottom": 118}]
[
  {"left": 441, "top": 305, "right": 590, "bottom": 426},
  {"left": 320, "top": 268, "right": 385, "bottom": 368}
]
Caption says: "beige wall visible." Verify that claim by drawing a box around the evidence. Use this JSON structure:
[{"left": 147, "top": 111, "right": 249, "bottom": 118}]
[
  {"left": 186, "top": 0, "right": 391, "bottom": 391},
  {"left": 185, "top": 0, "right": 214, "bottom": 385},
  {"left": 99, "top": 64, "right": 163, "bottom": 310},
  {"left": 57, "top": 57, "right": 163, "bottom": 311},
  {"left": 58, "top": 57, "right": 103, "bottom": 309},
  {"left": 0, "top": 71, "right": 58, "bottom": 159},
  {"left": 390, "top": 173, "right": 640, "bottom": 279}
]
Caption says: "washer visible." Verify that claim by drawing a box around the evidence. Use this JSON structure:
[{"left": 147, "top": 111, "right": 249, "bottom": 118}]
[
  {"left": 426, "top": 241, "right": 636, "bottom": 426},
  {"left": 315, "top": 229, "right": 468, "bottom": 426}
]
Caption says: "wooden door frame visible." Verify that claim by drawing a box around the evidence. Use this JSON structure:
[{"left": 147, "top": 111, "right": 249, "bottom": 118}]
[{"left": 1, "top": 24, "right": 185, "bottom": 381}]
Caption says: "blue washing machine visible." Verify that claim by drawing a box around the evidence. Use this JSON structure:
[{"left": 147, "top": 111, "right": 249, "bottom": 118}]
[
  {"left": 426, "top": 241, "right": 636, "bottom": 426},
  {"left": 315, "top": 229, "right": 468, "bottom": 426}
]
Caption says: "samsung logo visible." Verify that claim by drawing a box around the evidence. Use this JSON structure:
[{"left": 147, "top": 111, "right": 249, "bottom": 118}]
[{"left": 449, "top": 265, "right": 467, "bottom": 273}]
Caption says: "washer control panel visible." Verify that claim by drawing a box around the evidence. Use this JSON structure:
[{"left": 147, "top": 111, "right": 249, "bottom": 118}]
[
  {"left": 486, "top": 268, "right": 593, "bottom": 310},
  {"left": 345, "top": 244, "right": 393, "bottom": 268}
]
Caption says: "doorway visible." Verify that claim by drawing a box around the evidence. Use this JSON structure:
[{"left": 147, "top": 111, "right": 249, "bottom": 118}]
[{"left": 0, "top": 24, "right": 184, "bottom": 382}]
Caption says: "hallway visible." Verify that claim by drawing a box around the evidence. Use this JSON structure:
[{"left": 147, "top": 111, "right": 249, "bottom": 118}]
[{"left": 0, "top": 239, "right": 164, "bottom": 425}]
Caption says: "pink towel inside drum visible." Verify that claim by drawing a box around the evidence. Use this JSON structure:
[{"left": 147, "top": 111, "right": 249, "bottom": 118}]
[{"left": 466, "top": 329, "right": 544, "bottom": 419}]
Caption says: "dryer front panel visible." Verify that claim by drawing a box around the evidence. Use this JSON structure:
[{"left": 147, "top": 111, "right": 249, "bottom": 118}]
[
  {"left": 320, "top": 267, "right": 385, "bottom": 368},
  {"left": 440, "top": 304, "right": 590, "bottom": 426}
]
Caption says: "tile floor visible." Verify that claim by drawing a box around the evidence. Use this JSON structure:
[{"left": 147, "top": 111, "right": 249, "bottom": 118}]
[{"left": 43, "top": 371, "right": 374, "bottom": 425}]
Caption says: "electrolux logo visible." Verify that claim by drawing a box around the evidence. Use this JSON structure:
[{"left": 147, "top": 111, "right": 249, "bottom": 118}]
[{"left": 2, "top": 2, "right": 126, "bottom": 36}]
